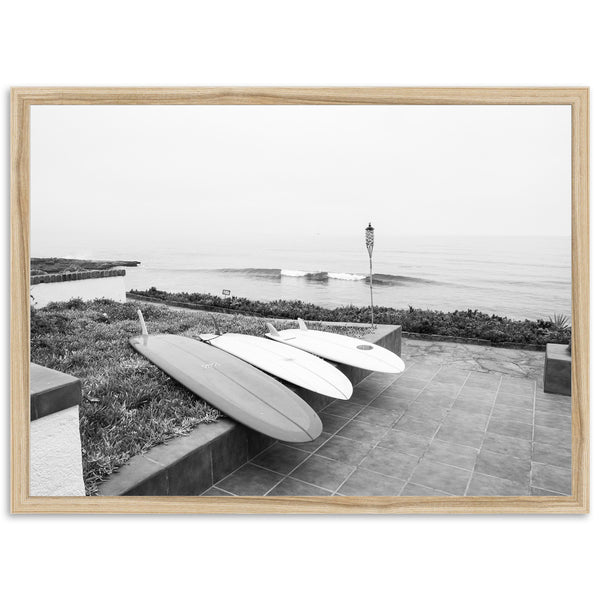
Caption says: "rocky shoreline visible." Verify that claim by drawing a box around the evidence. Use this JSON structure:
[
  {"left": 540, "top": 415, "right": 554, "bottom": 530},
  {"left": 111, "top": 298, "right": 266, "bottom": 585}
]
[{"left": 31, "top": 257, "right": 140, "bottom": 275}]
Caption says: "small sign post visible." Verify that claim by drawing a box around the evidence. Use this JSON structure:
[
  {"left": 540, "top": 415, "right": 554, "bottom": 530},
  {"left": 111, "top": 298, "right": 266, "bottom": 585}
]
[{"left": 222, "top": 289, "right": 231, "bottom": 296}]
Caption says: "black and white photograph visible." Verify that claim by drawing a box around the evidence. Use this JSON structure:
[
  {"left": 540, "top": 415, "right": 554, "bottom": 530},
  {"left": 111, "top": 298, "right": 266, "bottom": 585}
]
[{"left": 27, "top": 102, "right": 575, "bottom": 499}]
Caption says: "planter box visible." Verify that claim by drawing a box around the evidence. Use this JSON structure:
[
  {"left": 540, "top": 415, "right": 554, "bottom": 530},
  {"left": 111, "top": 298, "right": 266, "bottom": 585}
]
[{"left": 543, "top": 343, "right": 571, "bottom": 396}]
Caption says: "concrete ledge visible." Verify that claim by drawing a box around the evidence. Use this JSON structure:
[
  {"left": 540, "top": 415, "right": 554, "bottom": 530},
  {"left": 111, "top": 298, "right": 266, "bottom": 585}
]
[
  {"left": 30, "top": 364, "right": 85, "bottom": 495},
  {"left": 97, "top": 324, "right": 402, "bottom": 496},
  {"left": 97, "top": 420, "right": 274, "bottom": 496},
  {"left": 544, "top": 343, "right": 572, "bottom": 396},
  {"left": 30, "top": 363, "right": 82, "bottom": 420}
]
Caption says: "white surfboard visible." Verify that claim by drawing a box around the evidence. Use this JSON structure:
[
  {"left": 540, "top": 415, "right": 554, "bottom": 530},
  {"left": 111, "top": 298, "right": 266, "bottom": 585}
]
[
  {"left": 198, "top": 332, "right": 353, "bottom": 400},
  {"left": 265, "top": 319, "right": 405, "bottom": 374}
]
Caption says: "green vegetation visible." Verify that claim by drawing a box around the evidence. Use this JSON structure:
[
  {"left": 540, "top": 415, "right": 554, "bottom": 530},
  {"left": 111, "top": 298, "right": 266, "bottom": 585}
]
[
  {"left": 31, "top": 257, "right": 140, "bottom": 276},
  {"left": 131, "top": 287, "right": 572, "bottom": 347},
  {"left": 550, "top": 313, "right": 571, "bottom": 331},
  {"left": 31, "top": 299, "right": 368, "bottom": 495}
]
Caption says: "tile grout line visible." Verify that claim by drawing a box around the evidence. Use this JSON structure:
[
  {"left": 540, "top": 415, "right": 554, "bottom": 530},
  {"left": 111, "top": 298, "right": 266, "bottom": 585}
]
[
  {"left": 323, "top": 384, "right": 567, "bottom": 493},
  {"left": 400, "top": 366, "right": 473, "bottom": 495},
  {"left": 209, "top": 441, "right": 278, "bottom": 494},
  {"left": 319, "top": 365, "right": 540, "bottom": 495},
  {"left": 212, "top": 375, "right": 398, "bottom": 496},
  {"left": 213, "top": 435, "right": 333, "bottom": 496},
  {"left": 297, "top": 429, "right": 535, "bottom": 488},
  {"left": 259, "top": 460, "right": 340, "bottom": 496},
  {"left": 340, "top": 419, "right": 514, "bottom": 455},
  {"left": 329, "top": 366, "right": 443, "bottom": 496},
  {"left": 261, "top": 436, "right": 336, "bottom": 496},
  {"left": 528, "top": 463, "right": 572, "bottom": 495},
  {"left": 256, "top": 387, "right": 391, "bottom": 496},
  {"left": 326, "top": 464, "right": 358, "bottom": 496},
  {"left": 211, "top": 369, "right": 541, "bottom": 497},
  {"left": 531, "top": 381, "right": 571, "bottom": 495},
  {"left": 209, "top": 441, "right": 214, "bottom": 487},
  {"left": 395, "top": 363, "right": 486, "bottom": 494},
  {"left": 242, "top": 444, "right": 552, "bottom": 496},
  {"left": 320, "top": 370, "right": 414, "bottom": 494},
  {"left": 359, "top": 362, "right": 446, "bottom": 494},
  {"left": 327, "top": 372, "right": 406, "bottom": 495},
  {"left": 463, "top": 374, "right": 504, "bottom": 495},
  {"left": 209, "top": 485, "right": 233, "bottom": 496},
  {"left": 529, "top": 487, "right": 568, "bottom": 497},
  {"left": 318, "top": 373, "right": 402, "bottom": 422},
  {"left": 530, "top": 378, "right": 537, "bottom": 491},
  {"left": 372, "top": 362, "right": 448, "bottom": 494}
]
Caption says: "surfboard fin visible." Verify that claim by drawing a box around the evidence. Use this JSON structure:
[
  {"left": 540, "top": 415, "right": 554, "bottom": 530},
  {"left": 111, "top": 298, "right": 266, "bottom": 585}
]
[
  {"left": 266, "top": 323, "right": 280, "bottom": 337},
  {"left": 211, "top": 315, "right": 222, "bottom": 336},
  {"left": 137, "top": 309, "right": 149, "bottom": 345},
  {"left": 297, "top": 318, "right": 308, "bottom": 330}
]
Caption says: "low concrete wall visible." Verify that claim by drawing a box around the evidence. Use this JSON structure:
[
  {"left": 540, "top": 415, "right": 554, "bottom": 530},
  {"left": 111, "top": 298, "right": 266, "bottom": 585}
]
[
  {"left": 30, "top": 406, "right": 85, "bottom": 496},
  {"left": 98, "top": 324, "right": 402, "bottom": 496},
  {"left": 30, "top": 364, "right": 85, "bottom": 496},
  {"left": 97, "top": 420, "right": 273, "bottom": 496},
  {"left": 544, "top": 343, "right": 572, "bottom": 396},
  {"left": 31, "top": 270, "right": 126, "bottom": 308}
]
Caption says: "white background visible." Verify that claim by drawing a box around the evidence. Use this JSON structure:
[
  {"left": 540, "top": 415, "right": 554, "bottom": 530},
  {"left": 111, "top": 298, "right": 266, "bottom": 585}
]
[{"left": 1, "top": 2, "right": 596, "bottom": 599}]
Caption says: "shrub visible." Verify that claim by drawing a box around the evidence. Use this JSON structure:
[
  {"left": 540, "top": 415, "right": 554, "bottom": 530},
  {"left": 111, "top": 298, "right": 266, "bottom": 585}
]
[{"left": 129, "top": 288, "right": 571, "bottom": 347}]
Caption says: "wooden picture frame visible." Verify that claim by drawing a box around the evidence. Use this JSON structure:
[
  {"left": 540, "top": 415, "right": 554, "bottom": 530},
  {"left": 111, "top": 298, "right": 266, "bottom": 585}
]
[{"left": 11, "top": 87, "right": 589, "bottom": 514}]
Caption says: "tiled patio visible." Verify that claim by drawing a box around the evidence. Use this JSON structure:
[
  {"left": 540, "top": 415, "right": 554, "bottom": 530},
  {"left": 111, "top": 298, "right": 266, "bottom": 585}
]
[{"left": 202, "top": 338, "right": 572, "bottom": 497}]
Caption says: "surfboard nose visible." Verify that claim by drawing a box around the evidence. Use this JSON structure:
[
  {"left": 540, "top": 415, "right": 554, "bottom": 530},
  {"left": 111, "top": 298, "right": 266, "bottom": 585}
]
[{"left": 378, "top": 354, "right": 406, "bottom": 374}]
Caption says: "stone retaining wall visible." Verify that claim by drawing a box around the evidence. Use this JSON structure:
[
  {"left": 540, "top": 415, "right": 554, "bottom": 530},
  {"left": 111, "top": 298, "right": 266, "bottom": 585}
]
[{"left": 31, "top": 268, "right": 126, "bottom": 284}]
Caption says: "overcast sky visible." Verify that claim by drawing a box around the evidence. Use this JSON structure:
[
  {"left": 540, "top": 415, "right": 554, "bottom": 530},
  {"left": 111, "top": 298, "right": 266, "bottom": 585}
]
[{"left": 31, "top": 104, "right": 571, "bottom": 255}]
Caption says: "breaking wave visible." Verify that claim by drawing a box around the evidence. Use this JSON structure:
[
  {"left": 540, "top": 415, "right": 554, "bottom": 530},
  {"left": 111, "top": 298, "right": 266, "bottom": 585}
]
[{"left": 212, "top": 267, "right": 438, "bottom": 286}]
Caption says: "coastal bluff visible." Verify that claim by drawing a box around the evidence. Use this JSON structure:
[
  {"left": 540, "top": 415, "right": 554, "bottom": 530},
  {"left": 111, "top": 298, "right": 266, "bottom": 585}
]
[
  {"left": 30, "top": 257, "right": 139, "bottom": 308},
  {"left": 31, "top": 257, "right": 140, "bottom": 276}
]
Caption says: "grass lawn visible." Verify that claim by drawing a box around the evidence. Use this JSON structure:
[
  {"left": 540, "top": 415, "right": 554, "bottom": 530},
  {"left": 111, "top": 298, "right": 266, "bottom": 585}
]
[{"left": 30, "top": 299, "right": 370, "bottom": 495}]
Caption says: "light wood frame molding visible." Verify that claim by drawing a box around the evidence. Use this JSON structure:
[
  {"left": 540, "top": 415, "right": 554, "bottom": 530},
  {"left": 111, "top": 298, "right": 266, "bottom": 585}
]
[{"left": 11, "top": 87, "right": 589, "bottom": 514}]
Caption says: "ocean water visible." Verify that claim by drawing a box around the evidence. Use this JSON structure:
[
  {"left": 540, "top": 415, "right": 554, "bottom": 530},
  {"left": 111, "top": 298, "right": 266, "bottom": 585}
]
[{"left": 62, "top": 235, "right": 570, "bottom": 321}]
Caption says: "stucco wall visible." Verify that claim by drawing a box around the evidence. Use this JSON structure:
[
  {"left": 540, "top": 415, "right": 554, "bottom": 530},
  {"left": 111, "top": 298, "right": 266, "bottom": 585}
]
[
  {"left": 30, "top": 405, "right": 85, "bottom": 496},
  {"left": 31, "top": 275, "right": 126, "bottom": 308}
]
